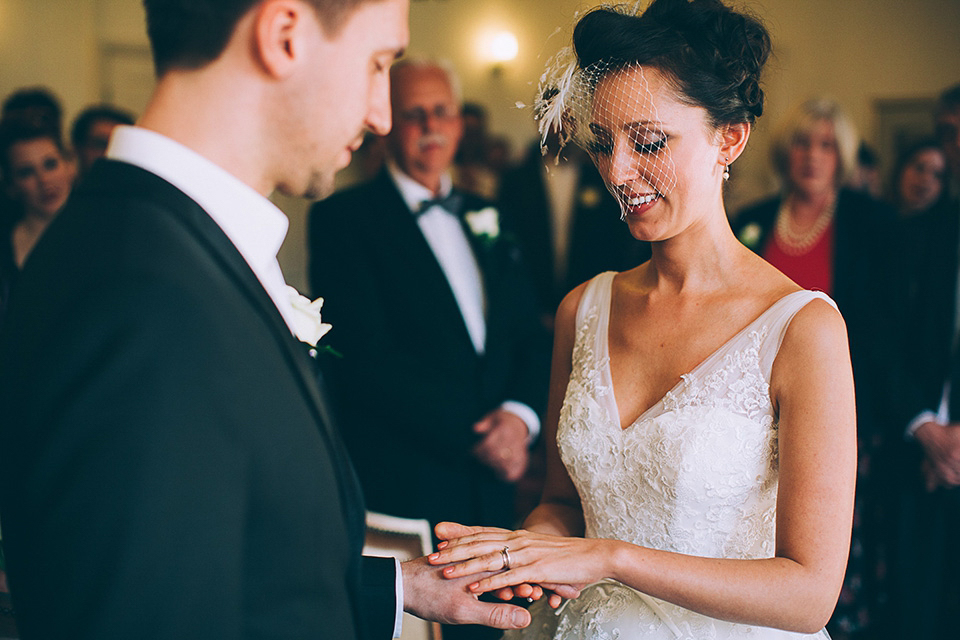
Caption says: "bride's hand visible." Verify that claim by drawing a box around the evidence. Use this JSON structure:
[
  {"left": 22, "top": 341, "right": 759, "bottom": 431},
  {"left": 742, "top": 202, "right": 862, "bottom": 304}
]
[
  {"left": 430, "top": 522, "right": 607, "bottom": 600},
  {"left": 434, "top": 523, "right": 562, "bottom": 605}
]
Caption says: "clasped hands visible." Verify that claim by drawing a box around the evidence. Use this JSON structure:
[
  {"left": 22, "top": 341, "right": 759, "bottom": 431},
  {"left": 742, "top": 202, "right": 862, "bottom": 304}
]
[
  {"left": 915, "top": 420, "right": 960, "bottom": 490},
  {"left": 472, "top": 408, "right": 530, "bottom": 483},
  {"left": 427, "top": 522, "right": 612, "bottom": 610}
]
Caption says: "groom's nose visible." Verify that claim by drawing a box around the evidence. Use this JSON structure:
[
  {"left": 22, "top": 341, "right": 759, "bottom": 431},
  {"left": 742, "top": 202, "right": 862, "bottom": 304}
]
[{"left": 366, "top": 73, "right": 392, "bottom": 136}]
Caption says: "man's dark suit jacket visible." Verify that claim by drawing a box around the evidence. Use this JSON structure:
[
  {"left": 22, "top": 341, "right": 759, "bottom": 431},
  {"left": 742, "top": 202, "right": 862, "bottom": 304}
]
[
  {"left": 308, "top": 169, "right": 549, "bottom": 531},
  {"left": 887, "top": 197, "right": 960, "bottom": 638},
  {"left": 896, "top": 199, "right": 960, "bottom": 426},
  {"left": 497, "top": 147, "right": 651, "bottom": 319},
  {"left": 0, "top": 160, "right": 394, "bottom": 639}
]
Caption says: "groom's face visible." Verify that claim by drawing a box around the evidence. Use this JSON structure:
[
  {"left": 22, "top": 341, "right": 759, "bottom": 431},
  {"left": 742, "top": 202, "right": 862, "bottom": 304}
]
[{"left": 276, "top": 0, "right": 409, "bottom": 199}]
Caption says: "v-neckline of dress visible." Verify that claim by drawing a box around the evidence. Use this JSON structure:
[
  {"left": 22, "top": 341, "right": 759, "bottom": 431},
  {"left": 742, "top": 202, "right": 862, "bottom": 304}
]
[{"left": 601, "top": 283, "right": 809, "bottom": 431}]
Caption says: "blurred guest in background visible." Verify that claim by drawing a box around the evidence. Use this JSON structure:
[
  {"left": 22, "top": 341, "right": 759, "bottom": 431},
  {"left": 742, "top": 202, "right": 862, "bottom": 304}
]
[
  {"left": 848, "top": 141, "right": 882, "bottom": 199},
  {"left": 733, "top": 97, "right": 895, "bottom": 640},
  {"left": 0, "top": 116, "right": 75, "bottom": 325},
  {"left": 888, "top": 138, "right": 949, "bottom": 219},
  {"left": 308, "top": 54, "right": 548, "bottom": 560},
  {"left": 888, "top": 82, "right": 960, "bottom": 640},
  {"left": 1, "top": 87, "right": 64, "bottom": 141},
  {"left": 453, "top": 101, "right": 509, "bottom": 199},
  {"left": 309, "top": 59, "right": 549, "bottom": 639},
  {"left": 70, "top": 104, "right": 135, "bottom": 176}
]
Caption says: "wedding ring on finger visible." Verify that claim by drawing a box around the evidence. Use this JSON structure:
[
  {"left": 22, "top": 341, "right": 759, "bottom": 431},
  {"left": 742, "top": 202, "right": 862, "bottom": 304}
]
[{"left": 500, "top": 546, "right": 512, "bottom": 571}]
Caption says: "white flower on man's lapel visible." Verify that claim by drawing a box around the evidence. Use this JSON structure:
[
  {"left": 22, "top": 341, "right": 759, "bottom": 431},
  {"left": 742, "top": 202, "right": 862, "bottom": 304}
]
[
  {"left": 464, "top": 207, "right": 500, "bottom": 244},
  {"left": 285, "top": 285, "right": 332, "bottom": 348}
]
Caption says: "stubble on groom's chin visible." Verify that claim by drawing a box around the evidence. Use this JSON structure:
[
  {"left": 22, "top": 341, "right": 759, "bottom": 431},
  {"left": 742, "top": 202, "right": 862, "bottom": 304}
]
[{"left": 277, "top": 169, "right": 335, "bottom": 202}]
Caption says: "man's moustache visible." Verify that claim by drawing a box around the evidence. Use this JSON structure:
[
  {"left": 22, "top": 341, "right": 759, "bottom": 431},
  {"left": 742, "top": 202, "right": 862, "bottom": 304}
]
[{"left": 418, "top": 134, "right": 448, "bottom": 150}]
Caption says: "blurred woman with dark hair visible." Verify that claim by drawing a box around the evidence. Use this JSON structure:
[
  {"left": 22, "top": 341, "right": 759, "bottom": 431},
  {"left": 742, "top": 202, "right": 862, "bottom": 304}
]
[
  {"left": 0, "top": 116, "right": 75, "bottom": 324},
  {"left": 888, "top": 138, "right": 948, "bottom": 219}
]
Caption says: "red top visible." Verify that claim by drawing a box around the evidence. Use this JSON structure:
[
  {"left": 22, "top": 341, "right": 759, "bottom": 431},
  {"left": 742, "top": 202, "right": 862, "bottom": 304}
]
[{"left": 762, "top": 221, "right": 835, "bottom": 295}]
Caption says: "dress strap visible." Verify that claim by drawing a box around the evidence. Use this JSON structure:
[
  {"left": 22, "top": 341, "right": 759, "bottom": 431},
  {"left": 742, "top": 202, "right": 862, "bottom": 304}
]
[
  {"left": 574, "top": 271, "right": 616, "bottom": 329},
  {"left": 756, "top": 290, "right": 841, "bottom": 377}
]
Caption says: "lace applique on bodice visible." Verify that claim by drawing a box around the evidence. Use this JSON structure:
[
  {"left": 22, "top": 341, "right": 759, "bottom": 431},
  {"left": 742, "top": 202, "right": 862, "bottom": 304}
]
[{"left": 508, "top": 272, "right": 835, "bottom": 640}]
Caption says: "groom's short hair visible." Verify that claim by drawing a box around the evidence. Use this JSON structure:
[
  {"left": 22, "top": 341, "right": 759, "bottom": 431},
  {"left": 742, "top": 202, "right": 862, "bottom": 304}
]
[{"left": 143, "top": 0, "right": 382, "bottom": 77}]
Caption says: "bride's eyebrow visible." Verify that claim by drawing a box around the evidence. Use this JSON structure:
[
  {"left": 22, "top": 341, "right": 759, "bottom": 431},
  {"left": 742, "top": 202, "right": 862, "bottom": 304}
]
[
  {"left": 624, "top": 121, "right": 665, "bottom": 133},
  {"left": 589, "top": 122, "right": 612, "bottom": 138}
]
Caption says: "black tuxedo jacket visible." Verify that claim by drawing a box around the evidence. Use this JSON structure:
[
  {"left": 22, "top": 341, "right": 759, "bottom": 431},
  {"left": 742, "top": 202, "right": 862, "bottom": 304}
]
[
  {"left": 308, "top": 169, "right": 549, "bottom": 530},
  {"left": 885, "top": 200, "right": 960, "bottom": 638},
  {"left": 894, "top": 199, "right": 960, "bottom": 427},
  {"left": 497, "top": 148, "right": 651, "bottom": 318},
  {"left": 0, "top": 160, "right": 394, "bottom": 639}
]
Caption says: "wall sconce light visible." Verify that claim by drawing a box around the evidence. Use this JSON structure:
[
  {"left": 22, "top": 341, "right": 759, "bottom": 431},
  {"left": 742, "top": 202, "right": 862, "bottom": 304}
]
[{"left": 484, "top": 30, "right": 519, "bottom": 77}]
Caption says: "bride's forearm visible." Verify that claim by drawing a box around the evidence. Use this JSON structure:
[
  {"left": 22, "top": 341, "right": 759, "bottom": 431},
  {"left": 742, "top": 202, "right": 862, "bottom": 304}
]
[
  {"left": 606, "top": 542, "right": 841, "bottom": 634},
  {"left": 521, "top": 500, "right": 584, "bottom": 538}
]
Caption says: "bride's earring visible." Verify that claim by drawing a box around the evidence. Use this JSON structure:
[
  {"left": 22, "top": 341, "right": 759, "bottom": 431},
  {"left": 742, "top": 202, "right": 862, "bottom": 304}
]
[{"left": 722, "top": 158, "right": 730, "bottom": 181}]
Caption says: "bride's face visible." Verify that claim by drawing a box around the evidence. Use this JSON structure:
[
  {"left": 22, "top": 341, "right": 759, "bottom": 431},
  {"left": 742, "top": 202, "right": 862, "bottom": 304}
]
[{"left": 587, "top": 66, "right": 727, "bottom": 242}]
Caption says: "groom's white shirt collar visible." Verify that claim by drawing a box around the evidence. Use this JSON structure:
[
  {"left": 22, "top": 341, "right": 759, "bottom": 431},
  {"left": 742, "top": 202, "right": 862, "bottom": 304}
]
[{"left": 106, "top": 125, "right": 299, "bottom": 336}]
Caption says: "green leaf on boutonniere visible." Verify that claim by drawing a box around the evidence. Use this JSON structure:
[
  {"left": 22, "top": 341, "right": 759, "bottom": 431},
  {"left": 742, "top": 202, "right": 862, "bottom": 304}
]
[{"left": 311, "top": 344, "right": 343, "bottom": 359}]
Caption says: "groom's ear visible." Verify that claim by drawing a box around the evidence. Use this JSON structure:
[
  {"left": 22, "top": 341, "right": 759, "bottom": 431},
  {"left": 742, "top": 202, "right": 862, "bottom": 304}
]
[{"left": 251, "top": 0, "right": 309, "bottom": 79}]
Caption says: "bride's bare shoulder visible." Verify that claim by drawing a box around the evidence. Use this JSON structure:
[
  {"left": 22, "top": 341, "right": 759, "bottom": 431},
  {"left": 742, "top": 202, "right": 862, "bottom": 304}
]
[{"left": 743, "top": 253, "right": 806, "bottom": 307}]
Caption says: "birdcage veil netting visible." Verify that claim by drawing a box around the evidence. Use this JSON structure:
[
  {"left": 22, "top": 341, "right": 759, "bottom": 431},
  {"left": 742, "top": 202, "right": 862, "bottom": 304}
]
[{"left": 534, "top": 6, "right": 678, "bottom": 220}]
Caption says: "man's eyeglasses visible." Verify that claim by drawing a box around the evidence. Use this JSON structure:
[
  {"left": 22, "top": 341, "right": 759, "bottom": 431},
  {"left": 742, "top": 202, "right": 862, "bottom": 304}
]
[{"left": 396, "top": 105, "right": 460, "bottom": 126}]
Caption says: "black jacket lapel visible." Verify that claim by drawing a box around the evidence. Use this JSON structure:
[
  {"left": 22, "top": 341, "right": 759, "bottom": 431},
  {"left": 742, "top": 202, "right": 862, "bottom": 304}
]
[
  {"left": 93, "top": 161, "right": 366, "bottom": 534},
  {"left": 375, "top": 172, "right": 482, "bottom": 358}
]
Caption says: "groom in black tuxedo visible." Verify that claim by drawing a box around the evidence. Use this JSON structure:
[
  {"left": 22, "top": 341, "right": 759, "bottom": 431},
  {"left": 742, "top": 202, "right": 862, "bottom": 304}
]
[
  {"left": 0, "top": 1, "right": 536, "bottom": 638},
  {"left": 309, "top": 60, "right": 549, "bottom": 537}
]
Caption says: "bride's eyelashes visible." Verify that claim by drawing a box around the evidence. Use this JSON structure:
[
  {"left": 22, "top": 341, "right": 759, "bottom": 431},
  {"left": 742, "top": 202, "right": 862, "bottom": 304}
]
[{"left": 586, "top": 123, "right": 669, "bottom": 156}]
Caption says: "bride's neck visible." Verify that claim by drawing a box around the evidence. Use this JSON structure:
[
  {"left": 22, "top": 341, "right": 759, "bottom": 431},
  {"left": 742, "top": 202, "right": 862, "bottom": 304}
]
[{"left": 646, "top": 229, "right": 743, "bottom": 296}]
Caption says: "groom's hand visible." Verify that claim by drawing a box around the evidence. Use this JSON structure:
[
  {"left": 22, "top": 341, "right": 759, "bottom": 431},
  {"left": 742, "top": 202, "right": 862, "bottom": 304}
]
[
  {"left": 401, "top": 556, "right": 531, "bottom": 629},
  {"left": 472, "top": 409, "right": 529, "bottom": 482},
  {"left": 433, "top": 522, "right": 582, "bottom": 609}
]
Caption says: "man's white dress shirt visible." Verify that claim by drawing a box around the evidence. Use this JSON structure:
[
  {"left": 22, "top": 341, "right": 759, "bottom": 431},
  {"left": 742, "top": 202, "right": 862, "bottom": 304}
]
[{"left": 385, "top": 162, "right": 540, "bottom": 440}]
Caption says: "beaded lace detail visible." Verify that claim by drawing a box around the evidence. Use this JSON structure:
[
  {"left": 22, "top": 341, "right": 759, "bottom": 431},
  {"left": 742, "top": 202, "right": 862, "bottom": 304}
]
[{"left": 507, "top": 272, "right": 835, "bottom": 640}]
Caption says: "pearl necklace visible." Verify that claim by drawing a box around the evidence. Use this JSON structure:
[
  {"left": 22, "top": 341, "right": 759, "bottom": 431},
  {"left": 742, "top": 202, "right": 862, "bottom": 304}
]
[{"left": 774, "top": 195, "right": 836, "bottom": 256}]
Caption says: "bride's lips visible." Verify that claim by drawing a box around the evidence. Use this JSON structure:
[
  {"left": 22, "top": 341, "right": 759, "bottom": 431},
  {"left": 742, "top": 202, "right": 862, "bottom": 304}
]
[{"left": 622, "top": 192, "right": 661, "bottom": 216}]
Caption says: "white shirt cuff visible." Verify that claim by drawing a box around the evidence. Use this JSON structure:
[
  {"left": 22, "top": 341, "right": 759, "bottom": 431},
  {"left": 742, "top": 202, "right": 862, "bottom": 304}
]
[
  {"left": 500, "top": 401, "right": 541, "bottom": 443},
  {"left": 393, "top": 557, "right": 403, "bottom": 638},
  {"left": 905, "top": 411, "right": 940, "bottom": 439}
]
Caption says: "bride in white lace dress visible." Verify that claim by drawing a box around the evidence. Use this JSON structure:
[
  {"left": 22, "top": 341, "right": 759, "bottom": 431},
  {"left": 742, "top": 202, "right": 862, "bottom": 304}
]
[{"left": 429, "top": 1, "right": 856, "bottom": 638}]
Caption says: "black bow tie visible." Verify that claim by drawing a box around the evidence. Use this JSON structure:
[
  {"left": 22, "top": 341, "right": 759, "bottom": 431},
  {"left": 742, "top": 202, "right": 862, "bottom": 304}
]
[{"left": 416, "top": 191, "right": 462, "bottom": 217}]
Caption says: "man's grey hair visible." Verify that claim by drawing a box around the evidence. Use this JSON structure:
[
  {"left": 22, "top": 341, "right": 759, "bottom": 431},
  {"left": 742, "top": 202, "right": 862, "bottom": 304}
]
[{"left": 390, "top": 56, "right": 463, "bottom": 104}]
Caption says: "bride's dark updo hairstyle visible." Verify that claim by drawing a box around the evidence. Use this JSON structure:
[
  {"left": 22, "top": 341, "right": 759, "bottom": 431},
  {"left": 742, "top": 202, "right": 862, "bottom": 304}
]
[{"left": 573, "top": 0, "right": 771, "bottom": 129}]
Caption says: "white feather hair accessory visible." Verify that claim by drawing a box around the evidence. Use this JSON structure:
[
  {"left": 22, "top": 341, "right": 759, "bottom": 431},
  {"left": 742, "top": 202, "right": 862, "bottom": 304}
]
[{"left": 533, "top": 2, "right": 646, "bottom": 156}]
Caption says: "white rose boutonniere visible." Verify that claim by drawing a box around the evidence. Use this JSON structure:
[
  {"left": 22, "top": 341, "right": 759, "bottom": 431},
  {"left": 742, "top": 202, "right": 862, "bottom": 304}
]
[
  {"left": 464, "top": 206, "right": 500, "bottom": 247},
  {"left": 737, "top": 222, "right": 763, "bottom": 249},
  {"left": 286, "top": 285, "right": 334, "bottom": 357}
]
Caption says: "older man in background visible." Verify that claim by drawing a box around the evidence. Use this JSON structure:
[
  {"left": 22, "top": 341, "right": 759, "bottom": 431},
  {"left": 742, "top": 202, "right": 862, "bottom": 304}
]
[{"left": 309, "top": 60, "right": 549, "bottom": 639}]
